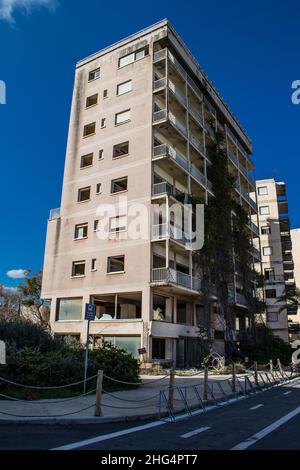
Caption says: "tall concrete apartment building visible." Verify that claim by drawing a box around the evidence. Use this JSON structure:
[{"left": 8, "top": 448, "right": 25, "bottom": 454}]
[
  {"left": 41, "top": 20, "right": 260, "bottom": 367},
  {"left": 288, "top": 229, "right": 300, "bottom": 340},
  {"left": 255, "top": 179, "right": 295, "bottom": 342}
]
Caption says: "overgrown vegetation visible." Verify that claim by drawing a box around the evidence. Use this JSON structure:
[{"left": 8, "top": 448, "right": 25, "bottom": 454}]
[{"left": 0, "top": 319, "right": 139, "bottom": 399}]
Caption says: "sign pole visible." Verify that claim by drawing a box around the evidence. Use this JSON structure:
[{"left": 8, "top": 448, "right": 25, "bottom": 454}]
[
  {"left": 83, "top": 303, "right": 96, "bottom": 394},
  {"left": 83, "top": 319, "right": 90, "bottom": 394}
]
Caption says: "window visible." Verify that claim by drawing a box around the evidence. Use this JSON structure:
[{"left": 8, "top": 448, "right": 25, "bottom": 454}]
[
  {"left": 100, "top": 336, "right": 140, "bottom": 358},
  {"left": 109, "top": 215, "right": 127, "bottom": 233},
  {"left": 72, "top": 261, "right": 85, "bottom": 277},
  {"left": 119, "top": 47, "right": 148, "bottom": 68},
  {"left": 267, "top": 312, "right": 279, "bottom": 323},
  {"left": 115, "top": 109, "right": 131, "bottom": 125},
  {"left": 91, "top": 259, "right": 97, "bottom": 271},
  {"left": 78, "top": 187, "right": 91, "bottom": 202},
  {"left": 74, "top": 223, "right": 88, "bottom": 240},
  {"left": 103, "top": 89, "right": 108, "bottom": 99},
  {"left": 265, "top": 268, "right": 275, "bottom": 281},
  {"left": 96, "top": 183, "right": 102, "bottom": 194},
  {"left": 111, "top": 176, "right": 128, "bottom": 193},
  {"left": 117, "top": 80, "right": 132, "bottom": 96},
  {"left": 152, "top": 295, "right": 173, "bottom": 322},
  {"left": 80, "top": 153, "right": 93, "bottom": 168},
  {"left": 86, "top": 94, "right": 98, "bottom": 108},
  {"left": 56, "top": 298, "right": 82, "bottom": 321},
  {"left": 83, "top": 122, "right": 96, "bottom": 137},
  {"left": 258, "top": 186, "right": 268, "bottom": 196},
  {"left": 107, "top": 255, "right": 125, "bottom": 273},
  {"left": 113, "top": 141, "right": 129, "bottom": 159},
  {"left": 101, "top": 118, "right": 106, "bottom": 128},
  {"left": 261, "top": 226, "right": 271, "bottom": 235},
  {"left": 152, "top": 338, "right": 165, "bottom": 360},
  {"left": 263, "top": 246, "right": 273, "bottom": 256},
  {"left": 88, "top": 68, "right": 100, "bottom": 81},
  {"left": 94, "top": 220, "right": 99, "bottom": 231},
  {"left": 259, "top": 206, "right": 270, "bottom": 215},
  {"left": 99, "top": 149, "right": 104, "bottom": 160},
  {"left": 266, "top": 289, "right": 277, "bottom": 299},
  {"left": 93, "top": 293, "right": 142, "bottom": 321}
]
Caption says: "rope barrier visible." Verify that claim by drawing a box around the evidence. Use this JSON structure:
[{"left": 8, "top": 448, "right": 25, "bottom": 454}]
[
  {"left": 0, "top": 388, "right": 97, "bottom": 404},
  {"left": 103, "top": 374, "right": 168, "bottom": 386},
  {"left": 102, "top": 389, "right": 159, "bottom": 403},
  {"left": 0, "top": 374, "right": 97, "bottom": 390}
]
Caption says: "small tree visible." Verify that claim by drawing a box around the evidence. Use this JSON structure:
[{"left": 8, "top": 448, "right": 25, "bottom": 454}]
[
  {"left": 0, "top": 285, "right": 22, "bottom": 320},
  {"left": 18, "top": 270, "right": 50, "bottom": 329}
]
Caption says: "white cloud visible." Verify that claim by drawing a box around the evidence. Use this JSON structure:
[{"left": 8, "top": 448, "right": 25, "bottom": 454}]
[
  {"left": 0, "top": 0, "right": 58, "bottom": 23},
  {"left": 6, "top": 269, "right": 29, "bottom": 279}
]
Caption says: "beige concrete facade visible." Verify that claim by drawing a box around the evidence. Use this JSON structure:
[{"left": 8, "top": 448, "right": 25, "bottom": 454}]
[
  {"left": 255, "top": 179, "right": 295, "bottom": 342},
  {"left": 41, "top": 20, "right": 259, "bottom": 367}
]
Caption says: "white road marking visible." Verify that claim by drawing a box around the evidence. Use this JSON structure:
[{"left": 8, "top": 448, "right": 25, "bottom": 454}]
[
  {"left": 231, "top": 405, "right": 300, "bottom": 450},
  {"left": 250, "top": 404, "right": 264, "bottom": 410},
  {"left": 283, "top": 391, "right": 292, "bottom": 396},
  {"left": 181, "top": 426, "right": 211, "bottom": 439}
]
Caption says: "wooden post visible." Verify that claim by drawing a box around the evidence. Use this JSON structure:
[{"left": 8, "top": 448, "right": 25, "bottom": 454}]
[
  {"left": 168, "top": 369, "right": 175, "bottom": 409},
  {"left": 95, "top": 370, "right": 103, "bottom": 417},
  {"left": 232, "top": 363, "right": 236, "bottom": 393},
  {"left": 203, "top": 366, "right": 208, "bottom": 401},
  {"left": 254, "top": 361, "right": 258, "bottom": 387},
  {"left": 277, "top": 358, "right": 284, "bottom": 378},
  {"left": 269, "top": 359, "right": 273, "bottom": 374}
]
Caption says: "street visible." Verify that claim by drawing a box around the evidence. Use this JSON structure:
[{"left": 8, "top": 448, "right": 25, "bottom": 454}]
[{"left": 0, "top": 381, "right": 300, "bottom": 451}]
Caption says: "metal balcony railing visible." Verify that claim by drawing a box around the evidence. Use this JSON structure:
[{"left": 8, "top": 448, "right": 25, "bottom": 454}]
[
  {"left": 190, "top": 164, "right": 206, "bottom": 187},
  {"left": 236, "top": 183, "right": 258, "bottom": 212},
  {"left": 168, "top": 79, "right": 187, "bottom": 107},
  {"left": 168, "top": 111, "right": 188, "bottom": 136},
  {"left": 188, "top": 102, "right": 203, "bottom": 125},
  {"left": 153, "top": 77, "right": 167, "bottom": 91},
  {"left": 250, "top": 246, "right": 262, "bottom": 261},
  {"left": 152, "top": 267, "right": 201, "bottom": 292},
  {"left": 204, "top": 120, "right": 216, "bottom": 140},
  {"left": 153, "top": 144, "right": 189, "bottom": 171},
  {"left": 153, "top": 109, "right": 167, "bottom": 123},
  {"left": 49, "top": 208, "right": 60, "bottom": 220},
  {"left": 167, "top": 50, "right": 186, "bottom": 79},
  {"left": 264, "top": 275, "right": 285, "bottom": 283},
  {"left": 153, "top": 49, "right": 167, "bottom": 63},
  {"left": 152, "top": 182, "right": 184, "bottom": 199},
  {"left": 190, "top": 134, "right": 205, "bottom": 155},
  {"left": 152, "top": 223, "right": 190, "bottom": 246},
  {"left": 187, "top": 75, "right": 203, "bottom": 102},
  {"left": 247, "top": 220, "right": 259, "bottom": 237}
]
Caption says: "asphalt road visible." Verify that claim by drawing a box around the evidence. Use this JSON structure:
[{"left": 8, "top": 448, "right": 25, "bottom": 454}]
[{"left": 1, "top": 380, "right": 300, "bottom": 451}]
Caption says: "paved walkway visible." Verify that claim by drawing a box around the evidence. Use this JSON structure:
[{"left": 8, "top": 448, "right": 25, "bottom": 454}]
[{"left": 0, "top": 370, "right": 285, "bottom": 424}]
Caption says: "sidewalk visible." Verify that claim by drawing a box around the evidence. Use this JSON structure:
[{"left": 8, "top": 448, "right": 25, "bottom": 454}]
[
  {"left": 0, "top": 373, "right": 238, "bottom": 425},
  {"left": 0, "top": 370, "right": 291, "bottom": 425}
]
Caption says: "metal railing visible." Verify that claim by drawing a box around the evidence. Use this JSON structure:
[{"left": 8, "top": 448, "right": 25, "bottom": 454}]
[
  {"left": 152, "top": 223, "right": 190, "bottom": 245},
  {"left": 153, "top": 144, "right": 189, "bottom": 171},
  {"left": 49, "top": 208, "right": 61, "bottom": 220},
  {"left": 153, "top": 49, "right": 167, "bottom": 63},
  {"left": 152, "top": 267, "right": 201, "bottom": 291},
  {"left": 250, "top": 246, "right": 262, "bottom": 261},
  {"left": 168, "top": 50, "right": 186, "bottom": 79},
  {"left": 190, "top": 164, "right": 206, "bottom": 187},
  {"left": 190, "top": 134, "right": 205, "bottom": 155},
  {"left": 236, "top": 183, "right": 258, "bottom": 212},
  {"left": 247, "top": 220, "right": 259, "bottom": 237},
  {"left": 188, "top": 102, "right": 203, "bottom": 126},
  {"left": 168, "top": 111, "right": 188, "bottom": 136},
  {"left": 264, "top": 275, "right": 285, "bottom": 283},
  {"left": 152, "top": 182, "right": 183, "bottom": 199},
  {"left": 153, "top": 109, "right": 167, "bottom": 123},
  {"left": 153, "top": 77, "right": 167, "bottom": 91},
  {"left": 168, "top": 79, "right": 187, "bottom": 107}
]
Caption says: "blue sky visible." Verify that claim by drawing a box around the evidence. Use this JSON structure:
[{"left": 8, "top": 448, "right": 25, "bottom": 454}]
[{"left": 0, "top": 0, "right": 299, "bottom": 287}]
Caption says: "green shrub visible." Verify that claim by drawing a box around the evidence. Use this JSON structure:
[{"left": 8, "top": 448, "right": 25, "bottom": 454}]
[{"left": 0, "top": 320, "right": 140, "bottom": 399}]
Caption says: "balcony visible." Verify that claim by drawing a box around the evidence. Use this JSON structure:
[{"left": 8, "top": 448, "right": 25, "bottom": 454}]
[
  {"left": 153, "top": 143, "right": 188, "bottom": 172},
  {"left": 153, "top": 49, "right": 167, "bottom": 63},
  {"left": 190, "top": 134, "right": 205, "bottom": 156},
  {"left": 190, "top": 163, "right": 206, "bottom": 187},
  {"left": 152, "top": 182, "right": 184, "bottom": 199},
  {"left": 236, "top": 183, "right": 258, "bottom": 212},
  {"left": 152, "top": 267, "right": 201, "bottom": 292},
  {"left": 247, "top": 220, "right": 259, "bottom": 237},
  {"left": 153, "top": 109, "right": 188, "bottom": 138},
  {"left": 288, "top": 306, "right": 299, "bottom": 316},
  {"left": 49, "top": 208, "right": 60, "bottom": 220},
  {"left": 250, "top": 246, "right": 262, "bottom": 261},
  {"left": 188, "top": 102, "right": 203, "bottom": 126},
  {"left": 168, "top": 79, "right": 187, "bottom": 108},
  {"left": 152, "top": 223, "right": 190, "bottom": 247},
  {"left": 264, "top": 275, "right": 285, "bottom": 284},
  {"left": 153, "top": 77, "right": 167, "bottom": 91},
  {"left": 228, "top": 291, "right": 248, "bottom": 307},
  {"left": 204, "top": 120, "right": 216, "bottom": 141},
  {"left": 288, "top": 322, "right": 300, "bottom": 333}
]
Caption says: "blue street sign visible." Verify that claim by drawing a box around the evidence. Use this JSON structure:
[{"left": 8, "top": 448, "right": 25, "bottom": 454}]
[{"left": 85, "top": 303, "right": 96, "bottom": 321}]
